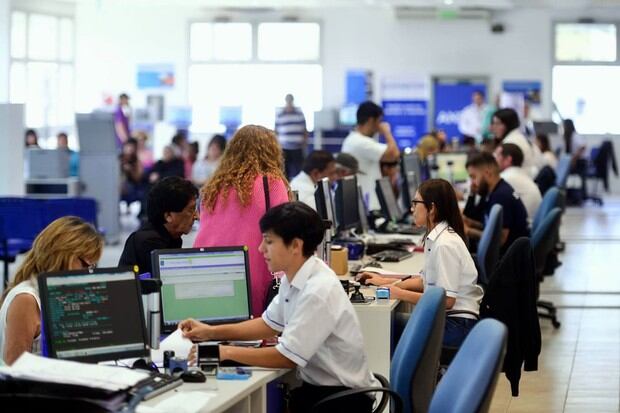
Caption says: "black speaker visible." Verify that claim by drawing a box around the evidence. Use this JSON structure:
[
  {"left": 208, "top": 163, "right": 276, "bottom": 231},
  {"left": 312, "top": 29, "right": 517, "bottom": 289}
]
[{"left": 491, "top": 23, "right": 505, "bottom": 33}]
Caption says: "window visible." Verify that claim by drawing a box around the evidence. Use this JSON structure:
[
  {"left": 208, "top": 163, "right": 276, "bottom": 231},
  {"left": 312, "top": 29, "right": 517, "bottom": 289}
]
[
  {"left": 188, "top": 21, "right": 322, "bottom": 132},
  {"left": 9, "top": 11, "right": 75, "bottom": 135},
  {"left": 555, "top": 23, "right": 616, "bottom": 62}
]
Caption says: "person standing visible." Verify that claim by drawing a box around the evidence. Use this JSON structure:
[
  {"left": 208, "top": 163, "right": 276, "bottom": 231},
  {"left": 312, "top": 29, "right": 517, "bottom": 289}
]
[
  {"left": 458, "top": 91, "right": 488, "bottom": 143},
  {"left": 114, "top": 93, "right": 131, "bottom": 149},
  {"left": 275, "top": 94, "right": 307, "bottom": 179}
]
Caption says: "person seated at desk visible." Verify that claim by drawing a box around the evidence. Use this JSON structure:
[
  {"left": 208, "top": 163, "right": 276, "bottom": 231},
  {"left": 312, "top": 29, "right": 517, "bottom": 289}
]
[
  {"left": 119, "top": 176, "right": 198, "bottom": 274},
  {"left": 179, "top": 202, "right": 377, "bottom": 413},
  {"left": 0, "top": 217, "right": 103, "bottom": 365},
  {"left": 463, "top": 152, "right": 529, "bottom": 254},
  {"left": 360, "top": 179, "right": 482, "bottom": 348},
  {"left": 290, "top": 150, "right": 337, "bottom": 210}
]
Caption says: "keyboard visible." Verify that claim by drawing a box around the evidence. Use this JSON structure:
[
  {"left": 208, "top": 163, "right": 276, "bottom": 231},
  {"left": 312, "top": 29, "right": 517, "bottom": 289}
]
[
  {"left": 133, "top": 372, "right": 183, "bottom": 401},
  {"left": 371, "top": 249, "right": 413, "bottom": 262}
]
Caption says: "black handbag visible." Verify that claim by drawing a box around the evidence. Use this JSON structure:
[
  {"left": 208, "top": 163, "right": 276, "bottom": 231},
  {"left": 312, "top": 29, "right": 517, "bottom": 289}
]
[{"left": 263, "top": 176, "right": 281, "bottom": 309}]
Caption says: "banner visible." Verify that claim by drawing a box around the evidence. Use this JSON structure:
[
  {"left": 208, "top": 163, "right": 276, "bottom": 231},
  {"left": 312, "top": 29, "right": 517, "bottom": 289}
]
[
  {"left": 381, "top": 76, "right": 430, "bottom": 148},
  {"left": 433, "top": 81, "right": 486, "bottom": 140},
  {"left": 346, "top": 70, "right": 373, "bottom": 105},
  {"left": 502, "top": 80, "right": 541, "bottom": 105},
  {"left": 137, "top": 64, "right": 175, "bottom": 89}
]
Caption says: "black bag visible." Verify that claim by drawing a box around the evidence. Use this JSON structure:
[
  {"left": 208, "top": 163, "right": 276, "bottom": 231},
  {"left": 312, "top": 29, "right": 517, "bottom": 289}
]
[{"left": 263, "top": 176, "right": 281, "bottom": 310}]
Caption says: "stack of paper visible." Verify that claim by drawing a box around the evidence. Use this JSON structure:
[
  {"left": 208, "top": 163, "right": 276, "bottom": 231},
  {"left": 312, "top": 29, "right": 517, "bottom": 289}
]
[
  {"left": 151, "top": 328, "right": 195, "bottom": 366},
  {"left": 0, "top": 352, "right": 149, "bottom": 392},
  {"left": 359, "top": 267, "right": 417, "bottom": 278}
]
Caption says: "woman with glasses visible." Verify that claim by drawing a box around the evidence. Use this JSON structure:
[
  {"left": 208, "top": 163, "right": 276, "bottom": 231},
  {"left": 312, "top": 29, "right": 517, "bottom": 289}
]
[
  {"left": 0, "top": 216, "right": 103, "bottom": 364},
  {"left": 359, "top": 179, "right": 482, "bottom": 347}
]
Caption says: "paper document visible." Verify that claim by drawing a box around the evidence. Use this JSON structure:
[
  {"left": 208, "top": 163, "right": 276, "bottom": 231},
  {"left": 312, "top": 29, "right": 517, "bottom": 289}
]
[
  {"left": 359, "top": 267, "right": 417, "bottom": 278},
  {"left": 0, "top": 352, "right": 149, "bottom": 392},
  {"left": 152, "top": 328, "right": 194, "bottom": 365}
]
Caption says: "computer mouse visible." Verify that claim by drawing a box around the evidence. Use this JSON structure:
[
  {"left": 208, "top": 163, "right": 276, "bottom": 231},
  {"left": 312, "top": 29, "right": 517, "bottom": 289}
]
[
  {"left": 180, "top": 369, "right": 207, "bottom": 383},
  {"left": 366, "top": 261, "right": 383, "bottom": 268}
]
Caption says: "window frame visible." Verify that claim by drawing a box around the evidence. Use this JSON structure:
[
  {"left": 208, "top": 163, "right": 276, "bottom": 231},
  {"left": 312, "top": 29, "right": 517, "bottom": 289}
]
[{"left": 552, "top": 20, "right": 620, "bottom": 66}]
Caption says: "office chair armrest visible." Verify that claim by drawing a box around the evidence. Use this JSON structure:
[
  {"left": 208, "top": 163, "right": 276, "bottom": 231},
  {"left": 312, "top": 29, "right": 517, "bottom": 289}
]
[{"left": 312, "top": 386, "right": 403, "bottom": 413}]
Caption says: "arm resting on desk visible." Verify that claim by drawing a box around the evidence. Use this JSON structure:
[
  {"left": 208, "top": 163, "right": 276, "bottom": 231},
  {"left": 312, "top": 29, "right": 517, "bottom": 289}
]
[
  {"left": 389, "top": 284, "right": 456, "bottom": 309},
  {"left": 180, "top": 318, "right": 278, "bottom": 342},
  {"left": 220, "top": 346, "right": 296, "bottom": 369}
]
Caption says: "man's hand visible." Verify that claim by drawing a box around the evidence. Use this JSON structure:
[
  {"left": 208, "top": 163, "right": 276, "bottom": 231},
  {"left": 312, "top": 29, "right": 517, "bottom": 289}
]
[
  {"left": 179, "top": 318, "right": 212, "bottom": 341},
  {"left": 378, "top": 122, "right": 392, "bottom": 137}
]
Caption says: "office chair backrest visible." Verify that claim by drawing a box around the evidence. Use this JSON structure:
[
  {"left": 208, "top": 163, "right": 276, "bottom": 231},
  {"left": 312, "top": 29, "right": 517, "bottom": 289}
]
[
  {"left": 531, "top": 207, "right": 562, "bottom": 277},
  {"left": 476, "top": 204, "right": 503, "bottom": 286},
  {"left": 532, "top": 187, "right": 560, "bottom": 233},
  {"left": 555, "top": 154, "right": 572, "bottom": 189},
  {"left": 390, "top": 286, "right": 446, "bottom": 413},
  {"left": 428, "top": 319, "right": 508, "bottom": 413}
]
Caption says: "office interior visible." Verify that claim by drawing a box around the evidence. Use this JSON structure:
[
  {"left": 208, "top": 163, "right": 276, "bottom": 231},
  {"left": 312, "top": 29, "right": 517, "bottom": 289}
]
[{"left": 1, "top": 0, "right": 620, "bottom": 412}]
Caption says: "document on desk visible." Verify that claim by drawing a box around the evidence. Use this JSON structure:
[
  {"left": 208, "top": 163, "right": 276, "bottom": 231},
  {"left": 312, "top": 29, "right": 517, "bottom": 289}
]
[
  {"left": 359, "top": 267, "right": 418, "bottom": 278},
  {"left": 137, "top": 391, "right": 215, "bottom": 413},
  {"left": 152, "top": 328, "right": 195, "bottom": 365},
  {"left": 0, "top": 352, "right": 149, "bottom": 391}
]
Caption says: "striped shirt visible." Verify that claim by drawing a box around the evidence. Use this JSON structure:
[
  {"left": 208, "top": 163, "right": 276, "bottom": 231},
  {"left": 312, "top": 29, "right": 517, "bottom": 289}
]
[{"left": 275, "top": 108, "right": 307, "bottom": 150}]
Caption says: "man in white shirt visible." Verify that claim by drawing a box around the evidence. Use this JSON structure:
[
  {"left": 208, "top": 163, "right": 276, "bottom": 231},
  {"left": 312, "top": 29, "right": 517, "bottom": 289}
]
[
  {"left": 179, "top": 202, "right": 377, "bottom": 412},
  {"left": 341, "top": 101, "right": 400, "bottom": 211},
  {"left": 494, "top": 143, "right": 542, "bottom": 225},
  {"left": 458, "top": 91, "right": 488, "bottom": 143},
  {"left": 290, "top": 150, "right": 337, "bottom": 210}
]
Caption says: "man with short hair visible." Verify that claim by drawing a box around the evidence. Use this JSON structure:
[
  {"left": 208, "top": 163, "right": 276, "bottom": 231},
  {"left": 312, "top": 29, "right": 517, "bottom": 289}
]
[
  {"left": 114, "top": 93, "right": 131, "bottom": 148},
  {"left": 341, "top": 101, "right": 400, "bottom": 210},
  {"left": 290, "top": 150, "right": 337, "bottom": 210},
  {"left": 494, "top": 143, "right": 542, "bottom": 224},
  {"left": 119, "top": 176, "right": 198, "bottom": 274},
  {"left": 464, "top": 152, "right": 529, "bottom": 254},
  {"left": 458, "top": 90, "right": 488, "bottom": 143},
  {"left": 179, "top": 202, "right": 377, "bottom": 412},
  {"left": 275, "top": 94, "right": 307, "bottom": 179}
]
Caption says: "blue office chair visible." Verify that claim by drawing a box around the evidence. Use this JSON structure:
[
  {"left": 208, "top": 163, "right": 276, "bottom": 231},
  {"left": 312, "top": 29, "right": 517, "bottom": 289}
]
[
  {"left": 555, "top": 154, "right": 572, "bottom": 189},
  {"left": 428, "top": 319, "right": 508, "bottom": 413},
  {"left": 531, "top": 186, "right": 560, "bottom": 234},
  {"left": 312, "top": 287, "right": 446, "bottom": 413},
  {"left": 532, "top": 207, "right": 563, "bottom": 328},
  {"left": 475, "top": 204, "right": 503, "bottom": 286}
]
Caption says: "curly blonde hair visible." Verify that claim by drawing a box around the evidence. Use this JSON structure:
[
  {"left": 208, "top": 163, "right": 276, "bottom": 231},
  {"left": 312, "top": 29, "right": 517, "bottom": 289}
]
[{"left": 201, "top": 125, "right": 289, "bottom": 212}]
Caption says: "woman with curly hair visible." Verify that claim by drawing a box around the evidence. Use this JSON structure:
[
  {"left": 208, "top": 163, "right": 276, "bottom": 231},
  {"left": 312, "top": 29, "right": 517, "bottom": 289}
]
[{"left": 194, "top": 125, "right": 290, "bottom": 315}]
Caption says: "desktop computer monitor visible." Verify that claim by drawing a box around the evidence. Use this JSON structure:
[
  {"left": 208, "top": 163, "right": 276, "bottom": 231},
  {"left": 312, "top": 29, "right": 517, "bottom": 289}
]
[
  {"left": 357, "top": 185, "right": 369, "bottom": 234},
  {"left": 435, "top": 153, "right": 469, "bottom": 183},
  {"left": 376, "top": 177, "right": 403, "bottom": 222},
  {"left": 334, "top": 175, "right": 360, "bottom": 233},
  {"left": 151, "top": 246, "right": 252, "bottom": 332},
  {"left": 401, "top": 152, "right": 422, "bottom": 210},
  {"left": 38, "top": 267, "right": 149, "bottom": 363},
  {"left": 314, "top": 177, "right": 336, "bottom": 229}
]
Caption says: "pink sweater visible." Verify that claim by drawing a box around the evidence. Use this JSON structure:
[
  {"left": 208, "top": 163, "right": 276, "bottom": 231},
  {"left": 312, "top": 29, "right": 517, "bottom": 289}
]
[{"left": 193, "top": 176, "right": 289, "bottom": 316}]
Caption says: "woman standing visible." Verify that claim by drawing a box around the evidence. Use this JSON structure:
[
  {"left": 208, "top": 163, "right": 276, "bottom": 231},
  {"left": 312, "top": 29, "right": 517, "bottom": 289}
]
[{"left": 194, "top": 125, "right": 290, "bottom": 315}]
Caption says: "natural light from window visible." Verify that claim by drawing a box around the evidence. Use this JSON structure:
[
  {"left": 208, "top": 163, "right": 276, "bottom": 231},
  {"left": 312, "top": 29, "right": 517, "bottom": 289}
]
[{"left": 555, "top": 23, "right": 617, "bottom": 62}]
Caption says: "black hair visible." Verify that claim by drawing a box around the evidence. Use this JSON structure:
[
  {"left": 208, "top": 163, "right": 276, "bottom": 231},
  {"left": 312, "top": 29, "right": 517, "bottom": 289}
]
[
  {"left": 302, "top": 150, "right": 335, "bottom": 175},
  {"left": 25, "top": 129, "right": 38, "bottom": 146},
  {"left": 466, "top": 151, "right": 499, "bottom": 171},
  {"left": 147, "top": 176, "right": 198, "bottom": 227},
  {"left": 119, "top": 93, "right": 129, "bottom": 100},
  {"left": 208, "top": 134, "right": 227, "bottom": 153},
  {"left": 125, "top": 137, "right": 138, "bottom": 147},
  {"left": 57, "top": 132, "right": 68, "bottom": 140},
  {"left": 417, "top": 179, "right": 466, "bottom": 243},
  {"left": 499, "top": 143, "right": 524, "bottom": 167},
  {"left": 259, "top": 202, "right": 325, "bottom": 258},
  {"left": 536, "top": 133, "right": 551, "bottom": 153},
  {"left": 562, "top": 119, "right": 576, "bottom": 154},
  {"left": 493, "top": 108, "right": 520, "bottom": 138},
  {"left": 356, "top": 101, "right": 383, "bottom": 126},
  {"left": 473, "top": 90, "right": 485, "bottom": 98},
  {"left": 171, "top": 131, "right": 188, "bottom": 146}
]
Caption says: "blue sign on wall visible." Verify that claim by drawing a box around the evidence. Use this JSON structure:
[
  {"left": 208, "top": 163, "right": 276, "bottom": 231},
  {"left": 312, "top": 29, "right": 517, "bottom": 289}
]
[
  {"left": 137, "top": 64, "right": 175, "bottom": 89},
  {"left": 502, "top": 80, "right": 541, "bottom": 104},
  {"left": 346, "top": 70, "right": 373, "bottom": 105},
  {"left": 382, "top": 100, "right": 428, "bottom": 149},
  {"left": 433, "top": 82, "right": 486, "bottom": 140}
]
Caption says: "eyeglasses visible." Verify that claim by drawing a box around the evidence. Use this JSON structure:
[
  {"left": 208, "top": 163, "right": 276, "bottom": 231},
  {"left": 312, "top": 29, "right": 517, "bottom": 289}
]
[
  {"left": 411, "top": 200, "right": 427, "bottom": 207},
  {"left": 79, "top": 257, "right": 96, "bottom": 271}
]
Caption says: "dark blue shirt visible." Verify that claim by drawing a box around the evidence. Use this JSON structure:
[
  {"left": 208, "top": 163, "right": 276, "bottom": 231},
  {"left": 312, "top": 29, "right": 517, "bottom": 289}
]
[{"left": 485, "top": 179, "right": 529, "bottom": 253}]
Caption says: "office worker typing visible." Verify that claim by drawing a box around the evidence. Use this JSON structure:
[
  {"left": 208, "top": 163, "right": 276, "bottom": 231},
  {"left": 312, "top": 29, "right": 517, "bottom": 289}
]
[
  {"left": 179, "top": 202, "right": 377, "bottom": 413},
  {"left": 360, "top": 179, "right": 483, "bottom": 347}
]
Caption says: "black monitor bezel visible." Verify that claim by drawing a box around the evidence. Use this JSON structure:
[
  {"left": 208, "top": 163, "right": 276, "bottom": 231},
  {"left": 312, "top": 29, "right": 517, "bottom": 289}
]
[
  {"left": 38, "top": 266, "right": 149, "bottom": 363},
  {"left": 376, "top": 177, "right": 403, "bottom": 222},
  {"left": 335, "top": 175, "right": 360, "bottom": 232},
  {"left": 150, "top": 246, "right": 253, "bottom": 333},
  {"left": 314, "top": 177, "right": 336, "bottom": 228},
  {"left": 401, "top": 152, "right": 422, "bottom": 211}
]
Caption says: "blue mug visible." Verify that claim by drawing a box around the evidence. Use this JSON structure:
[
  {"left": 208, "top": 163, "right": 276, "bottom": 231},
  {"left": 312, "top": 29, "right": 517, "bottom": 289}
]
[{"left": 346, "top": 241, "right": 365, "bottom": 260}]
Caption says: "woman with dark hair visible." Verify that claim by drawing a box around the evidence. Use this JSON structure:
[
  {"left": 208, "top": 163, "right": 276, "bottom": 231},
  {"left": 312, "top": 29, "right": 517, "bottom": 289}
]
[
  {"left": 535, "top": 133, "right": 558, "bottom": 169},
  {"left": 192, "top": 134, "right": 227, "bottom": 186},
  {"left": 562, "top": 118, "right": 587, "bottom": 199},
  {"left": 24, "top": 129, "right": 39, "bottom": 148},
  {"left": 491, "top": 108, "right": 538, "bottom": 177},
  {"left": 360, "top": 179, "right": 482, "bottom": 347}
]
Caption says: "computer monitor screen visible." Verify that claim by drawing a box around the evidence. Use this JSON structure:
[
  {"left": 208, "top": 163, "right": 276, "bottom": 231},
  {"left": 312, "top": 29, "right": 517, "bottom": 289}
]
[
  {"left": 376, "top": 177, "right": 402, "bottom": 222},
  {"left": 314, "top": 177, "right": 336, "bottom": 228},
  {"left": 151, "top": 247, "right": 252, "bottom": 331},
  {"left": 358, "top": 185, "right": 369, "bottom": 234},
  {"left": 334, "top": 175, "right": 360, "bottom": 232},
  {"left": 435, "top": 153, "right": 469, "bottom": 183},
  {"left": 401, "top": 152, "right": 422, "bottom": 209},
  {"left": 38, "top": 268, "right": 148, "bottom": 363}
]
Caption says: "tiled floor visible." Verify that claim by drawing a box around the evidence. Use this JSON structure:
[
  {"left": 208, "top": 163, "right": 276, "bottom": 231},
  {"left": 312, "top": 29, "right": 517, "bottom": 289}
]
[{"left": 489, "top": 198, "right": 620, "bottom": 413}]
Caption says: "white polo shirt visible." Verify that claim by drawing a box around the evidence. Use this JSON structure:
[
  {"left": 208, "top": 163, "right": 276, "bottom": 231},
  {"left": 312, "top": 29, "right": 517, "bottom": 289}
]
[
  {"left": 263, "top": 256, "right": 377, "bottom": 389},
  {"left": 503, "top": 129, "right": 537, "bottom": 178},
  {"left": 341, "top": 131, "right": 387, "bottom": 211},
  {"left": 290, "top": 171, "right": 316, "bottom": 210},
  {"left": 500, "top": 166, "right": 542, "bottom": 225},
  {"left": 421, "top": 221, "right": 482, "bottom": 319}
]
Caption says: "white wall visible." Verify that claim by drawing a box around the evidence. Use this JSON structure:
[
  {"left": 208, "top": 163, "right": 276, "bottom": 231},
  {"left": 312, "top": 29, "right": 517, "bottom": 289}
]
[{"left": 0, "top": 0, "right": 10, "bottom": 103}]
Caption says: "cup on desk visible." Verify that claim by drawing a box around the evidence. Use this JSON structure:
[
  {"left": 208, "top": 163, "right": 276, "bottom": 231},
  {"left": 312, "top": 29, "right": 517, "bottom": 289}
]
[
  {"left": 330, "top": 245, "right": 348, "bottom": 275},
  {"left": 345, "top": 240, "right": 365, "bottom": 261}
]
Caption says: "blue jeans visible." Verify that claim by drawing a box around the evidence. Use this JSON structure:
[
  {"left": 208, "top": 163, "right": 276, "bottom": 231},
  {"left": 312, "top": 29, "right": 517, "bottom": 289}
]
[{"left": 443, "top": 316, "right": 478, "bottom": 347}]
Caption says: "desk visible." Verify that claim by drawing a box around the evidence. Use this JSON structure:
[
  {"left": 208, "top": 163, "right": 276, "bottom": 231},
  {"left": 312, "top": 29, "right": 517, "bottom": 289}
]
[
  {"left": 346, "top": 249, "right": 425, "bottom": 381},
  {"left": 142, "top": 369, "right": 290, "bottom": 413}
]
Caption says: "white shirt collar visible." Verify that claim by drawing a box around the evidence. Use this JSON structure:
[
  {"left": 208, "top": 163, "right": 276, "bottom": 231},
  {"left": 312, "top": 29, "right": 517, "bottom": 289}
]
[
  {"left": 426, "top": 221, "right": 449, "bottom": 242},
  {"left": 289, "top": 256, "right": 316, "bottom": 291}
]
